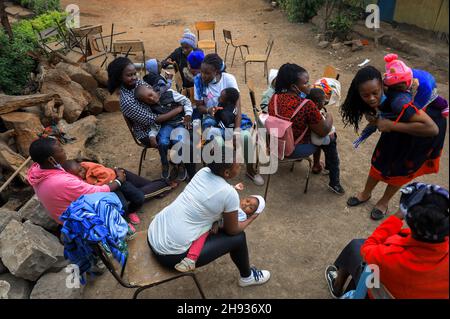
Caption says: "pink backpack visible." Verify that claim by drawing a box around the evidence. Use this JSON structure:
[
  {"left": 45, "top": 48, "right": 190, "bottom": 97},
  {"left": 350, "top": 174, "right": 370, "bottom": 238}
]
[{"left": 264, "top": 94, "right": 309, "bottom": 160}]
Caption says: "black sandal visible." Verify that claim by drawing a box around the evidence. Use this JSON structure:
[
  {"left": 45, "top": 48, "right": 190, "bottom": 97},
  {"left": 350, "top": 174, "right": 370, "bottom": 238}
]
[
  {"left": 347, "top": 195, "right": 371, "bottom": 207},
  {"left": 370, "top": 207, "right": 388, "bottom": 221}
]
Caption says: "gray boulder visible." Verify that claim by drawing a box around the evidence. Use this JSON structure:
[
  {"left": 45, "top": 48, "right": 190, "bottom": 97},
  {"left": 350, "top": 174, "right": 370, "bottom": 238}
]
[
  {"left": 30, "top": 268, "right": 84, "bottom": 299},
  {"left": 0, "top": 208, "right": 21, "bottom": 234},
  {"left": 0, "top": 220, "right": 65, "bottom": 281},
  {"left": 0, "top": 273, "right": 32, "bottom": 299},
  {"left": 18, "top": 195, "right": 59, "bottom": 232}
]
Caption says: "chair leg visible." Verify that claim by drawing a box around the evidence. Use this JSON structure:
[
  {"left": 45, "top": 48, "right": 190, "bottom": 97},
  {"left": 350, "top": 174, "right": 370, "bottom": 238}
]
[
  {"left": 244, "top": 62, "right": 248, "bottom": 83},
  {"left": 246, "top": 46, "right": 250, "bottom": 54},
  {"left": 239, "top": 46, "right": 244, "bottom": 59},
  {"left": 224, "top": 44, "right": 229, "bottom": 64},
  {"left": 231, "top": 47, "right": 238, "bottom": 67},
  {"left": 304, "top": 158, "right": 312, "bottom": 194},
  {"left": 264, "top": 62, "right": 268, "bottom": 83},
  {"left": 138, "top": 148, "right": 147, "bottom": 176},
  {"left": 132, "top": 287, "right": 145, "bottom": 299},
  {"left": 264, "top": 173, "right": 271, "bottom": 201},
  {"left": 191, "top": 273, "right": 206, "bottom": 299}
]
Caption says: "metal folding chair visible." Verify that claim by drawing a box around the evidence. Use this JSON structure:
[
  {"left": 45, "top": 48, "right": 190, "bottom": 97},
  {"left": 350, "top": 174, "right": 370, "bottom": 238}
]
[
  {"left": 223, "top": 29, "right": 250, "bottom": 67},
  {"left": 244, "top": 38, "right": 274, "bottom": 83},
  {"left": 123, "top": 115, "right": 153, "bottom": 176}
]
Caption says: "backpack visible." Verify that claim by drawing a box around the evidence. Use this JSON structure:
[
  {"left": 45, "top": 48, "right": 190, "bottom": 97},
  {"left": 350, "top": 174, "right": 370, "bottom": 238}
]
[{"left": 264, "top": 94, "right": 310, "bottom": 160}]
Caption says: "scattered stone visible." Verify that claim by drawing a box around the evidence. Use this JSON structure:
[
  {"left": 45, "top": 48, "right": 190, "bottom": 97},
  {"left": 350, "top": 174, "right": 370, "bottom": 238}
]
[
  {"left": 0, "top": 220, "right": 65, "bottom": 281},
  {"left": 317, "top": 41, "right": 330, "bottom": 49},
  {"left": 150, "top": 19, "right": 179, "bottom": 27},
  {"left": 331, "top": 42, "right": 343, "bottom": 50},
  {"left": 5, "top": 5, "right": 34, "bottom": 18},
  {"left": 87, "top": 94, "right": 104, "bottom": 115},
  {"left": 0, "top": 112, "right": 44, "bottom": 157},
  {"left": 80, "top": 63, "right": 108, "bottom": 87},
  {"left": 18, "top": 195, "right": 59, "bottom": 232},
  {"left": 0, "top": 273, "right": 32, "bottom": 299},
  {"left": 30, "top": 268, "right": 84, "bottom": 299},
  {"left": 352, "top": 39, "right": 364, "bottom": 52},
  {"left": 95, "top": 88, "right": 109, "bottom": 103},
  {"left": 315, "top": 33, "right": 325, "bottom": 43}
]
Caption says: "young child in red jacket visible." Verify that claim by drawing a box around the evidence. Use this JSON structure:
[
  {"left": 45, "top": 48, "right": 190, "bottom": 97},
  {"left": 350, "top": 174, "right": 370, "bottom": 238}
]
[{"left": 326, "top": 182, "right": 449, "bottom": 299}]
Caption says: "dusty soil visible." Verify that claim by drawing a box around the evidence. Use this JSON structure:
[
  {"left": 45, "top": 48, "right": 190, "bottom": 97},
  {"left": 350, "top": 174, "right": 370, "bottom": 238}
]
[{"left": 61, "top": 0, "right": 449, "bottom": 299}]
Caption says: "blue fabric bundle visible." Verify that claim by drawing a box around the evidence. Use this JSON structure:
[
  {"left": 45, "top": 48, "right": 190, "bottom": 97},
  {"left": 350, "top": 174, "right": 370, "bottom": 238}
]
[{"left": 60, "top": 192, "right": 129, "bottom": 284}]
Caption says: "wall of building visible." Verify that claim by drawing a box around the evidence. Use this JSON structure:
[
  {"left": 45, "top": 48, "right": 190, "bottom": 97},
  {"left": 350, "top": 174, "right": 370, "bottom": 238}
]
[{"left": 393, "top": 0, "right": 448, "bottom": 33}]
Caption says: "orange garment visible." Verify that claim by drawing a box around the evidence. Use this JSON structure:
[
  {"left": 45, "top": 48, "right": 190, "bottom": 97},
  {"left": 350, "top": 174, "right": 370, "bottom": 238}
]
[
  {"left": 361, "top": 216, "right": 449, "bottom": 299},
  {"left": 80, "top": 162, "right": 116, "bottom": 186}
]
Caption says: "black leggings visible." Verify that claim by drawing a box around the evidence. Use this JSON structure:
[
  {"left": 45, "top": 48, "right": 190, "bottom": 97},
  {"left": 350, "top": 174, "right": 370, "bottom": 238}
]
[{"left": 149, "top": 230, "right": 251, "bottom": 277}]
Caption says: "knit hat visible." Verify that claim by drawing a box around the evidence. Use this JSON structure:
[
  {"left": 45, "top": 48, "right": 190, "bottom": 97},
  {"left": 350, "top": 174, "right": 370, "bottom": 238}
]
[
  {"left": 268, "top": 69, "right": 278, "bottom": 86},
  {"left": 145, "top": 58, "right": 158, "bottom": 74},
  {"left": 383, "top": 53, "right": 413, "bottom": 87},
  {"left": 180, "top": 28, "right": 197, "bottom": 48},
  {"left": 250, "top": 195, "right": 266, "bottom": 214},
  {"left": 187, "top": 50, "right": 205, "bottom": 69}
]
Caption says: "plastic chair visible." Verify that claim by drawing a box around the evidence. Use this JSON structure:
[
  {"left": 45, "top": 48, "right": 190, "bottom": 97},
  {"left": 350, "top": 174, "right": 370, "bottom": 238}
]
[
  {"left": 247, "top": 82, "right": 312, "bottom": 200},
  {"left": 195, "top": 21, "right": 217, "bottom": 53},
  {"left": 223, "top": 29, "right": 249, "bottom": 67},
  {"left": 95, "top": 231, "right": 206, "bottom": 299},
  {"left": 123, "top": 116, "right": 153, "bottom": 176},
  {"left": 244, "top": 38, "right": 274, "bottom": 83}
]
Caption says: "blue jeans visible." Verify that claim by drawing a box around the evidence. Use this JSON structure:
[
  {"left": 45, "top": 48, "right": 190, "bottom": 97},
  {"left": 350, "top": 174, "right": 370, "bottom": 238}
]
[
  {"left": 288, "top": 134, "right": 341, "bottom": 186},
  {"left": 157, "top": 123, "right": 186, "bottom": 167}
]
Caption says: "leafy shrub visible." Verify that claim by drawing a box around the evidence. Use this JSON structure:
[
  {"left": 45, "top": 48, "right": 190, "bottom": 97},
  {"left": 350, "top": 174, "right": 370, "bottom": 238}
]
[
  {"left": 12, "top": 0, "right": 61, "bottom": 15},
  {"left": 0, "top": 11, "right": 67, "bottom": 95},
  {"left": 278, "top": 0, "right": 324, "bottom": 22}
]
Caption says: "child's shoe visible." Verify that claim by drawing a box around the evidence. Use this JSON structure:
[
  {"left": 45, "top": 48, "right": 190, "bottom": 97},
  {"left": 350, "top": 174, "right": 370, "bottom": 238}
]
[{"left": 175, "top": 257, "right": 196, "bottom": 272}]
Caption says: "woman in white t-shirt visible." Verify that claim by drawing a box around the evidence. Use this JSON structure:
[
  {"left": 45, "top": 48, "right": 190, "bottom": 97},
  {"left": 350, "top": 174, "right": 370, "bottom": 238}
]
[
  {"left": 148, "top": 146, "right": 270, "bottom": 287},
  {"left": 194, "top": 54, "right": 265, "bottom": 186}
]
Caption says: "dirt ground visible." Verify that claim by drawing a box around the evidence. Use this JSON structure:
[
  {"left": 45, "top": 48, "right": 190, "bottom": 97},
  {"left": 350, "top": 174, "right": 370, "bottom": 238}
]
[{"left": 61, "top": 0, "right": 449, "bottom": 299}]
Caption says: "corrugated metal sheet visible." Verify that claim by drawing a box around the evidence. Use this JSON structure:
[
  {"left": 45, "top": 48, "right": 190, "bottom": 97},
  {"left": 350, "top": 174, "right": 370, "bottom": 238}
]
[{"left": 393, "top": 0, "right": 448, "bottom": 33}]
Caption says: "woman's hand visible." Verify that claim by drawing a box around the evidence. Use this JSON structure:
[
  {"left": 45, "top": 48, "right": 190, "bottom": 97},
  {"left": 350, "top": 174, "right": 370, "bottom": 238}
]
[
  {"left": 365, "top": 113, "right": 378, "bottom": 125},
  {"left": 234, "top": 183, "right": 244, "bottom": 191},
  {"left": 114, "top": 168, "right": 126, "bottom": 182},
  {"left": 376, "top": 118, "right": 393, "bottom": 132},
  {"left": 183, "top": 115, "right": 192, "bottom": 130}
]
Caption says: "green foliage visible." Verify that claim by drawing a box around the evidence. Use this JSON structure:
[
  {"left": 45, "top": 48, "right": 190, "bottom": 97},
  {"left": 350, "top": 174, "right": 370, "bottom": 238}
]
[
  {"left": 12, "top": 0, "right": 61, "bottom": 15},
  {"left": 327, "top": 14, "right": 354, "bottom": 40},
  {"left": 0, "top": 11, "right": 67, "bottom": 95},
  {"left": 278, "top": 0, "right": 325, "bottom": 22}
]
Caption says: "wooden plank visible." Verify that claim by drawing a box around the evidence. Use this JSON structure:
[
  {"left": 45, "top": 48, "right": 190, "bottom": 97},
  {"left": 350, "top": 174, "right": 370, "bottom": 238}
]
[{"left": 0, "top": 94, "right": 62, "bottom": 115}]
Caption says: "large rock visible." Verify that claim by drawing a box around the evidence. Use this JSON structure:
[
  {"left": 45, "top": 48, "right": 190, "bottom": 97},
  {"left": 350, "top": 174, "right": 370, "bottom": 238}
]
[
  {"left": 0, "top": 208, "right": 21, "bottom": 234},
  {"left": 103, "top": 90, "right": 120, "bottom": 112},
  {"left": 40, "top": 69, "right": 91, "bottom": 123},
  {"left": 0, "top": 280, "right": 10, "bottom": 299},
  {"left": 18, "top": 195, "right": 59, "bottom": 232},
  {"left": 0, "top": 220, "right": 65, "bottom": 281},
  {"left": 56, "top": 62, "right": 98, "bottom": 93},
  {"left": 30, "top": 268, "right": 84, "bottom": 299},
  {"left": 95, "top": 88, "right": 109, "bottom": 103},
  {"left": 0, "top": 112, "right": 44, "bottom": 157},
  {"left": 80, "top": 63, "right": 108, "bottom": 87},
  {"left": 59, "top": 115, "right": 98, "bottom": 160},
  {"left": 0, "top": 273, "right": 32, "bottom": 299},
  {"left": 87, "top": 94, "right": 104, "bottom": 115},
  {"left": 0, "top": 258, "right": 7, "bottom": 274}
]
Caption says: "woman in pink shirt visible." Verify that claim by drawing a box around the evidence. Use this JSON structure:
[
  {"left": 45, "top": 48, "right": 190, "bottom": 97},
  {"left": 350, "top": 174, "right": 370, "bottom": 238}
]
[{"left": 27, "top": 137, "right": 126, "bottom": 225}]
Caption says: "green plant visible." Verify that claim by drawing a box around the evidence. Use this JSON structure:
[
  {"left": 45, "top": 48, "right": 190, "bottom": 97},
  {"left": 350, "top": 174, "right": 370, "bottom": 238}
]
[
  {"left": 12, "top": 0, "right": 61, "bottom": 15},
  {"left": 0, "top": 11, "right": 67, "bottom": 95},
  {"left": 327, "top": 14, "right": 354, "bottom": 40},
  {"left": 278, "top": 0, "right": 325, "bottom": 22}
]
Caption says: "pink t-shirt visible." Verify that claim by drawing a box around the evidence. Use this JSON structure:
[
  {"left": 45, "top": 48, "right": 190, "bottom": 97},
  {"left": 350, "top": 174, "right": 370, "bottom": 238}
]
[{"left": 27, "top": 163, "right": 110, "bottom": 224}]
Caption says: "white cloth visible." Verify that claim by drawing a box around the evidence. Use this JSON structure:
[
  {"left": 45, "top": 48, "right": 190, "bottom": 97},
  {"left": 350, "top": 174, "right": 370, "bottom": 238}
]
[
  {"left": 194, "top": 73, "right": 239, "bottom": 109},
  {"left": 251, "top": 195, "right": 265, "bottom": 214},
  {"left": 238, "top": 208, "right": 248, "bottom": 222},
  {"left": 268, "top": 69, "right": 278, "bottom": 86},
  {"left": 148, "top": 167, "right": 240, "bottom": 255}
]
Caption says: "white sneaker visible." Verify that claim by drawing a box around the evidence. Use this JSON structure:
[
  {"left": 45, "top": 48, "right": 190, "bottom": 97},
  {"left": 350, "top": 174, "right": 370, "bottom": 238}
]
[{"left": 238, "top": 267, "right": 271, "bottom": 287}]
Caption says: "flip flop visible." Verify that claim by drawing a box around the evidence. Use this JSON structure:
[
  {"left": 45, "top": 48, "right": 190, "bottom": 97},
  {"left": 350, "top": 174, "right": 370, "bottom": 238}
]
[
  {"left": 370, "top": 207, "right": 388, "bottom": 221},
  {"left": 347, "top": 195, "right": 371, "bottom": 207}
]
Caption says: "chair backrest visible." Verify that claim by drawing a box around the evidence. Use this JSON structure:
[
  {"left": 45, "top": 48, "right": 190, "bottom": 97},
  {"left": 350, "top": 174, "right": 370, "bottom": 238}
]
[
  {"left": 71, "top": 24, "right": 103, "bottom": 38},
  {"left": 265, "top": 38, "right": 274, "bottom": 60},
  {"left": 223, "top": 29, "right": 232, "bottom": 44},
  {"left": 113, "top": 40, "right": 145, "bottom": 54},
  {"left": 38, "top": 27, "right": 60, "bottom": 40},
  {"left": 123, "top": 115, "right": 147, "bottom": 148},
  {"left": 195, "top": 21, "right": 216, "bottom": 40}
]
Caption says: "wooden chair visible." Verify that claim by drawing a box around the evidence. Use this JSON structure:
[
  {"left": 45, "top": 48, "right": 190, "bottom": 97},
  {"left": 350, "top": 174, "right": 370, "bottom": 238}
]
[
  {"left": 33, "top": 25, "right": 67, "bottom": 55},
  {"left": 244, "top": 38, "right": 274, "bottom": 83},
  {"left": 223, "top": 29, "right": 249, "bottom": 67},
  {"left": 95, "top": 231, "right": 206, "bottom": 299},
  {"left": 195, "top": 21, "right": 217, "bottom": 53},
  {"left": 247, "top": 82, "right": 312, "bottom": 200},
  {"left": 113, "top": 40, "right": 146, "bottom": 74},
  {"left": 123, "top": 115, "right": 152, "bottom": 176}
]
